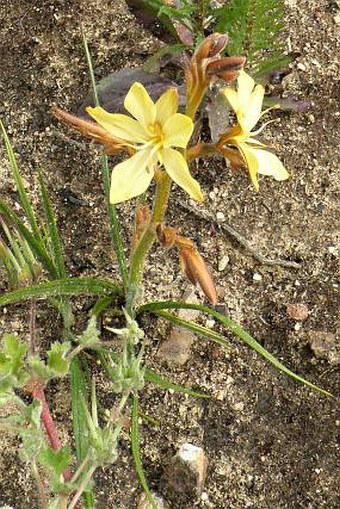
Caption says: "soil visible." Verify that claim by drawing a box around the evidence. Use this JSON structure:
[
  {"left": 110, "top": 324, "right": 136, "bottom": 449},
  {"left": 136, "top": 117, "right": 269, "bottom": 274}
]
[{"left": 0, "top": 1, "right": 339, "bottom": 508}]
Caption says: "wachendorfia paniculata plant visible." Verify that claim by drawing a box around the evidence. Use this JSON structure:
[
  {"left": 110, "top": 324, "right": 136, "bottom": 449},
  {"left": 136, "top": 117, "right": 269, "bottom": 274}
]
[{"left": 0, "top": 27, "right": 333, "bottom": 509}]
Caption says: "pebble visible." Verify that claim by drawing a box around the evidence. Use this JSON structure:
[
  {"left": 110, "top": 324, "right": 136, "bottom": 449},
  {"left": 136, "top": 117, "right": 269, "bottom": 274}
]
[
  {"left": 162, "top": 444, "right": 208, "bottom": 502},
  {"left": 216, "top": 211, "right": 225, "bottom": 223},
  {"left": 218, "top": 254, "right": 229, "bottom": 271},
  {"left": 286, "top": 303, "right": 309, "bottom": 321},
  {"left": 137, "top": 492, "right": 169, "bottom": 508},
  {"left": 308, "top": 331, "right": 340, "bottom": 365},
  {"left": 297, "top": 62, "right": 306, "bottom": 71},
  {"left": 252, "top": 272, "right": 262, "bottom": 282}
]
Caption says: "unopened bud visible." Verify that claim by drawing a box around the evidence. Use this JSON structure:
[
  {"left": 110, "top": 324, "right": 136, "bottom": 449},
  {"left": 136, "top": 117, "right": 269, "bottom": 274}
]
[
  {"left": 179, "top": 246, "right": 218, "bottom": 306},
  {"left": 206, "top": 56, "right": 246, "bottom": 81},
  {"left": 195, "top": 33, "right": 228, "bottom": 61}
]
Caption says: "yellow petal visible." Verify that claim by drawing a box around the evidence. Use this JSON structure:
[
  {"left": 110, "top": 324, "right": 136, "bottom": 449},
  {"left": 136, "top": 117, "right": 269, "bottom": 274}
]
[
  {"left": 110, "top": 150, "right": 154, "bottom": 204},
  {"left": 124, "top": 82, "right": 156, "bottom": 130},
  {"left": 238, "top": 142, "right": 289, "bottom": 190},
  {"left": 161, "top": 148, "right": 203, "bottom": 202},
  {"left": 162, "top": 113, "right": 194, "bottom": 148},
  {"left": 240, "top": 84, "right": 265, "bottom": 132},
  {"left": 251, "top": 147, "right": 290, "bottom": 181},
  {"left": 237, "top": 71, "right": 255, "bottom": 99},
  {"left": 222, "top": 87, "right": 240, "bottom": 115},
  {"left": 155, "top": 88, "right": 178, "bottom": 126},
  {"left": 237, "top": 142, "right": 260, "bottom": 191},
  {"left": 86, "top": 107, "right": 148, "bottom": 143}
]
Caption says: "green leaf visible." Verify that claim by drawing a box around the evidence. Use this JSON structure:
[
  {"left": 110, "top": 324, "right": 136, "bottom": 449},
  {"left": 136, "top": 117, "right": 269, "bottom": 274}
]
[
  {"left": 0, "top": 277, "right": 121, "bottom": 308},
  {"left": 39, "top": 445, "right": 71, "bottom": 477},
  {"left": 0, "top": 120, "right": 43, "bottom": 244},
  {"left": 47, "top": 341, "right": 71, "bottom": 376},
  {"left": 38, "top": 172, "right": 66, "bottom": 279},
  {"left": 76, "top": 316, "right": 101, "bottom": 348},
  {"left": 82, "top": 31, "right": 128, "bottom": 288},
  {"left": 138, "top": 301, "right": 332, "bottom": 397},
  {"left": 145, "top": 368, "right": 210, "bottom": 399},
  {"left": 0, "top": 334, "right": 28, "bottom": 378},
  {"left": 131, "top": 394, "right": 157, "bottom": 509},
  {"left": 154, "top": 309, "right": 231, "bottom": 350},
  {"left": 215, "top": 0, "right": 289, "bottom": 75},
  {"left": 0, "top": 201, "right": 56, "bottom": 277}
]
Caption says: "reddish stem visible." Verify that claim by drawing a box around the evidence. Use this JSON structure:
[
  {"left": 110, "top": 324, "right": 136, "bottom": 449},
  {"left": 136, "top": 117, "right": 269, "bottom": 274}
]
[{"left": 33, "top": 386, "right": 62, "bottom": 452}]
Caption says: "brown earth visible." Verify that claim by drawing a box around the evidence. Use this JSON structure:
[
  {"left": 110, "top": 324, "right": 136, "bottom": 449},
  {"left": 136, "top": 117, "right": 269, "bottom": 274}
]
[{"left": 0, "top": 1, "right": 339, "bottom": 508}]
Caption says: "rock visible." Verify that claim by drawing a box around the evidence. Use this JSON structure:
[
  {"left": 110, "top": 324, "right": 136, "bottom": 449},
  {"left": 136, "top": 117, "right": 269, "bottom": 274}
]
[
  {"left": 157, "top": 289, "right": 199, "bottom": 365},
  {"left": 137, "top": 492, "right": 169, "bottom": 509},
  {"left": 252, "top": 272, "right": 262, "bottom": 282},
  {"left": 218, "top": 254, "right": 229, "bottom": 272},
  {"left": 216, "top": 211, "right": 225, "bottom": 223},
  {"left": 286, "top": 303, "right": 309, "bottom": 321},
  {"left": 308, "top": 331, "right": 340, "bottom": 365},
  {"left": 162, "top": 444, "right": 208, "bottom": 502}
]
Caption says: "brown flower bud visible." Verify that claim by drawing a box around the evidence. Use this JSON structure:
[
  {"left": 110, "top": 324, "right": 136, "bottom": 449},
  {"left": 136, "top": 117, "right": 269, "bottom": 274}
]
[
  {"left": 51, "top": 107, "right": 132, "bottom": 155},
  {"left": 206, "top": 56, "right": 246, "bottom": 82},
  {"left": 195, "top": 33, "right": 228, "bottom": 61},
  {"left": 179, "top": 245, "right": 218, "bottom": 306}
]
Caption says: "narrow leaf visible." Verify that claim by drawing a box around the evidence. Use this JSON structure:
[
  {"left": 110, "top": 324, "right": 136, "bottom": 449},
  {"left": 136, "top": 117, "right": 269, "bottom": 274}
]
[
  {"left": 131, "top": 394, "right": 157, "bottom": 509},
  {"left": 138, "top": 301, "right": 332, "bottom": 397},
  {"left": 145, "top": 368, "right": 210, "bottom": 399},
  {"left": 38, "top": 172, "right": 66, "bottom": 279},
  {"left": 0, "top": 277, "right": 121, "bottom": 308},
  {"left": 0, "top": 120, "right": 43, "bottom": 244},
  {"left": 81, "top": 31, "right": 128, "bottom": 287}
]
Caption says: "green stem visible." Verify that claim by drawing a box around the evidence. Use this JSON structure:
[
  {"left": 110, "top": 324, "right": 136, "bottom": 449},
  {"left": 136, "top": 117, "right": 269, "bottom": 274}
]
[{"left": 126, "top": 172, "right": 172, "bottom": 314}]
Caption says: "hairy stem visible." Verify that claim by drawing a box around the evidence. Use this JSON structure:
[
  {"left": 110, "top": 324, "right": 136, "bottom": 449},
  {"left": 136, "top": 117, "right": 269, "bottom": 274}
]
[{"left": 126, "top": 171, "right": 172, "bottom": 314}]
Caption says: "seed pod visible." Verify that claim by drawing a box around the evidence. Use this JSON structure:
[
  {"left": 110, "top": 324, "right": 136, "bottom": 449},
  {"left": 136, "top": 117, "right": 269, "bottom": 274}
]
[{"left": 179, "top": 246, "right": 218, "bottom": 306}]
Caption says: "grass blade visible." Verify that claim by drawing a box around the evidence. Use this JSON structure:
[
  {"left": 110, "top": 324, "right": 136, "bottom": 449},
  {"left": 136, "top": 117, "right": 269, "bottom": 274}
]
[
  {"left": 145, "top": 368, "right": 210, "bottom": 399},
  {"left": 38, "top": 171, "right": 66, "bottom": 279},
  {"left": 0, "top": 120, "right": 44, "bottom": 244},
  {"left": 138, "top": 300, "right": 332, "bottom": 397},
  {"left": 154, "top": 309, "right": 231, "bottom": 350},
  {"left": 131, "top": 394, "right": 157, "bottom": 509},
  {"left": 70, "top": 357, "right": 94, "bottom": 508},
  {"left": 81, "top": 29, "right": 128, "bottom": 287},
  {"left": 0, "top": 277, "right": 121, "bottom": 307},
  {"left": 0, "top": 201, "right": 56, "bottom": 276}
]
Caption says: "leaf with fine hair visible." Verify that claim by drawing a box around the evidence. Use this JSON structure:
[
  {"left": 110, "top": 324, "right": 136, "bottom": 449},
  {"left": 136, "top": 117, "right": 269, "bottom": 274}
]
[
  {"left": 38, "top": 172, "right": 66, "bottom": 279},
  {"left": 131, "top": 394, "right": 157, "bottom": 509},
  {"left": 0, "top": 277, "right": 121, "bottom": 308},
  {"left": 0, "top": 120, "right": 43, "bottom": 244},
  {"left": 138, "top": 300, "right": 333, "bottom": 397},
  {"left": 0, "top": 201, "right": 56, "bottom": 277},
  {"left": 145, "top": 368, "right": 210, "bottom": 399},
  {"left": 82, "top": 30, "right": 128, "bottom": 288}
]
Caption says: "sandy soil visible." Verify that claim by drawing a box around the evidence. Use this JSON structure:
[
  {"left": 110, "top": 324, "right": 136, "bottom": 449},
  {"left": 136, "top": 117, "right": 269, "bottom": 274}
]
[{"left": 0, "top": 0, "right": 339, "bottom": 508}]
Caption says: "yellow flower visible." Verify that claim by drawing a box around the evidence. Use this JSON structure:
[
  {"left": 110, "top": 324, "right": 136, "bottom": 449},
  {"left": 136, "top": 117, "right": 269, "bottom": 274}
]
[
  {"left": 222, "top": 71, "right": 289, "bottom": 190},
  {"left": 86, "top": 82, "right": 203, "bottom": 204}
]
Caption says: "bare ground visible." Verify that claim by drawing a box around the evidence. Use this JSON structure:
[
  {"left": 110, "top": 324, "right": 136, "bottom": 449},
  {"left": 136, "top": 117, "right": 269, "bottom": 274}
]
[{"left": 0, "top": 1, "right": 339, "bottom": 508}]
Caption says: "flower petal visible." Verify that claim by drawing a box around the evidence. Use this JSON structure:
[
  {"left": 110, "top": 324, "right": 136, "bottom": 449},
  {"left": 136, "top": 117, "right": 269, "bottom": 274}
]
[
  {"left": 237, "top": 142, "right": 260, "bottom": 191},
  {"left": 86, "top": 107, "right": 149, "bottom": 143},
  {"left": 237, "top": 70, "right": 255, "bottom": 99},
  {"left": 155, "top": 88, "right": 178, "bottom": 126},
  {"left": 162, "top": 113, "right": 194, "bottom": 148},
  {"left": 222, "top": 87, "right": 240, "bottom": 115},
  {"left": 251, "top": 148, "right": 290, "bottom": 180},
  {"left": 161, "top": 148, "right": 203, "bottom": 202},
  {"left": 238, "top": 143, "right": 289, "bottom": 191},
  {"left": 110, "top": 150, "right": 154, "bottom": 204},
  {"left": 124, "top": 82, "right": 156, "bottom": 129},
  {"left": 241, "top": 84, "right": 264, "bottom": 132}
]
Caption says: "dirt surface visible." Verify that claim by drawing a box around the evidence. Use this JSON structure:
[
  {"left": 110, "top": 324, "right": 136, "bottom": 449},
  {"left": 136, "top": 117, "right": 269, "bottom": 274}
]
[{"left": 0, "top": 1, "right": 339, "bottom": 508}]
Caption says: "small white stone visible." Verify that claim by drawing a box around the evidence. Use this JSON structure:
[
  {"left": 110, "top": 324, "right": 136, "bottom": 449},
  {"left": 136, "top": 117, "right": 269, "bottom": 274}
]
[
  {"left": 216, "top": 211, "right": 225, "bottom": 222},
  {"left": 297, "top": 62, "right": 306, "bottom": 71},
  {"left": 209, "top": 191, "right": 216, "bottom": 200},
  {"left": 294, "top": 323, "right": 302, "bottom": 331},
  {"left": 218, "top": 254, "right": 229, "bottom": 271},
  {"left": 205, "top": 319, "right": 215, "bottom": 328},
  {"left": 328, "top": 246, "right": 338, "bottom": 256},
  {"left": 252, "top": 272, "right": 262, "bottom": 282}
]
